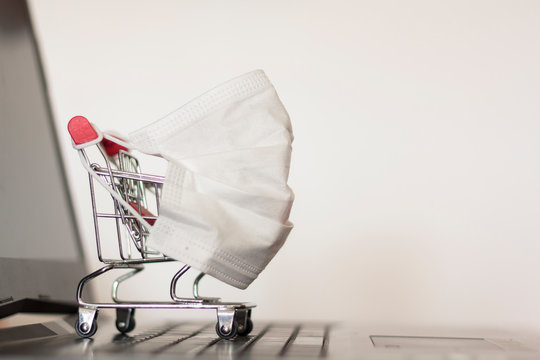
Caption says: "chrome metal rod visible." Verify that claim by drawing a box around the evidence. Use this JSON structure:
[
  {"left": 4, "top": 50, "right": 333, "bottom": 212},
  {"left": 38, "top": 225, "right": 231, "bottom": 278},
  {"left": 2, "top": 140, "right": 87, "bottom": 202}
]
[
  {"left": 171, "top": 265, "right": 208, "bottom": 303},
  {"left": 92, "top": 167, "right": 164, "bottom": 183},
  {"left": 192, "top": 272, "right": 220, "bottom": 301},
  {"left": 112, "top": 265, "right": 144, "bottom": 303},
  {"left": 101, "top": 257, "right": 176, "bottom": 265},
  {"left": 193, "top": 272, "right": 205, "bottom": 299},
  {"left": 97, "top": 213, "right": 158, "bottom": 221},
  {"left": 83, "top": 150, "right": 104, "bottom": 263},
  {"left": 77, "top": 264, "right": 116, "bottom": 303}
]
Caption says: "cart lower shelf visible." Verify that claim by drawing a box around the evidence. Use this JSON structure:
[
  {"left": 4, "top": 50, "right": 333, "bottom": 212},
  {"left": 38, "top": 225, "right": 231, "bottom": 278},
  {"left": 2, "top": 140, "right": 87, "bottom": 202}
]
[
  {"left": 76, "top": 302, "right": 255, "bottom": 340},
  {"left": 76, "top": 264, "right": 255, "bottom": 340}
]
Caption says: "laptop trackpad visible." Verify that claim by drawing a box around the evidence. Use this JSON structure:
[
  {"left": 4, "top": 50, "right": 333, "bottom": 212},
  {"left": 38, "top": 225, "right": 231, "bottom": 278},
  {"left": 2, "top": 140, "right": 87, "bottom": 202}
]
[{"left": 371, "top": 335, "right": 501, "bottom": 350}]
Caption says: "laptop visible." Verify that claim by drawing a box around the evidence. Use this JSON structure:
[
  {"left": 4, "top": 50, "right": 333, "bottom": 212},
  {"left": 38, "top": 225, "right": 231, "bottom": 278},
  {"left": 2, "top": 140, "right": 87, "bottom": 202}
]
[{"left": 1, "top": 1, "right": 539, "bottom": 358}]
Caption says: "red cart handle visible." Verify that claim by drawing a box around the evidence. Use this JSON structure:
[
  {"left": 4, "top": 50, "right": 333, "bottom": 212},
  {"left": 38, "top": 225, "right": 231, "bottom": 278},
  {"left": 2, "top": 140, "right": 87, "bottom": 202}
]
[
  {"left": 68, "top": 116, "right": 129, "bottom": 156},
  {"left": 101, "top": 136, "right": 129, "bottom": 157},
  {"left": 68, "top": 116, "right": 103, "bottom": 149}
]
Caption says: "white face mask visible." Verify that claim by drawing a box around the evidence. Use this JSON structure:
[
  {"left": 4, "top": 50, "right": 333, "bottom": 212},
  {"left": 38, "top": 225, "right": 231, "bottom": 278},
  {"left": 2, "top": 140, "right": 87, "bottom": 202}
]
[{"left": 129, "top": 70, "right": 294, "bottom": 289}]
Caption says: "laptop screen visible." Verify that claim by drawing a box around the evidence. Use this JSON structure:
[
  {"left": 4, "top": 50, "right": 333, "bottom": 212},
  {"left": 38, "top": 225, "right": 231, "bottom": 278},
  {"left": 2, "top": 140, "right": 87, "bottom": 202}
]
[{"left": 0, "top": 0, "right": 86, "bottom": 316}]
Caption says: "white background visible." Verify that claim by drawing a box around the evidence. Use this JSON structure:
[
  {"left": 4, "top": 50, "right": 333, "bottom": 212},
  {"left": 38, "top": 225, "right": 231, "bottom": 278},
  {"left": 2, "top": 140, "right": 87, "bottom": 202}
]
[{"left": 28, "top": 0, "right": 540, "bottom": 332}]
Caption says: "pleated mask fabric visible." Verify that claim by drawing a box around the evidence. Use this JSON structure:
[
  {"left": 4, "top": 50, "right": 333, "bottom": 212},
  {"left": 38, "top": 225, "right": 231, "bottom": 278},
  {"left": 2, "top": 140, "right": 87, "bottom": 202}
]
[{"left": 129, "top": 70, "right": 294, "bottom": 289}]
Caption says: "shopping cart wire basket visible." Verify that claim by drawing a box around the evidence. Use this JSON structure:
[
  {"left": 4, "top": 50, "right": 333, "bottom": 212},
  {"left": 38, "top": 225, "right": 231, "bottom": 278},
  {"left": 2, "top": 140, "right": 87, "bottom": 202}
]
[{"left": 67, "top": 116, "right": 255, "bottom": 340}]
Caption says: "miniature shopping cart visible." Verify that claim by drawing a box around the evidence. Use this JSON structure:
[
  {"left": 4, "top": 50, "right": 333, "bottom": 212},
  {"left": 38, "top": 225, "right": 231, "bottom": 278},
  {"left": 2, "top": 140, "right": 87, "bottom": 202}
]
[{"left": 67, "top": 116, "right": 255, "bottom": 340}]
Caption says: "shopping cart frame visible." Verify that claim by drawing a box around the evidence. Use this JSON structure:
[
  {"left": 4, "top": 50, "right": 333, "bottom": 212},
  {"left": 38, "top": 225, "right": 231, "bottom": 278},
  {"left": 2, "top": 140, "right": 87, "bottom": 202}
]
[{"left": 68, "top": 116, "right": 255, "bottom": 340}]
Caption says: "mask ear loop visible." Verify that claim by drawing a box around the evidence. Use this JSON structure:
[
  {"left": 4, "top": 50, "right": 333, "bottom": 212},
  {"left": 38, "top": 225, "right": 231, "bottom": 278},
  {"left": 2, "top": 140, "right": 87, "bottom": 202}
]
[
  {"left": 78, "top": 150, "right": 153, "bottom": 231},
  {"left": 99, "top": 133, "right": 162, "bottom": 232}
]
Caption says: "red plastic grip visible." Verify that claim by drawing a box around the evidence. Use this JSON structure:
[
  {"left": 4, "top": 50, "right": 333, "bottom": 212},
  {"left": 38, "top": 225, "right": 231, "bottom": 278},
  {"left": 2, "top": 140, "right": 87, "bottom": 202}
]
[
  {"left": 101, "top": 137, "right": 128, "bottom": 157},
  {"left": 68, "top": 116, "right": 99, "bottom": 145},
  {"left": 129, "top": 202, "right": 156, "bottom": 225}
]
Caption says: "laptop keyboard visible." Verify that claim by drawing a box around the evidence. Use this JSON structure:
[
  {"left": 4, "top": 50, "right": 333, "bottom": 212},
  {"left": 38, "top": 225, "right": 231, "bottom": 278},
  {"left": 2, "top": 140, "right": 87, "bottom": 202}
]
[
  {"left": 96, "top": 322, "right": 330, "bottom": 358},
  {"left": 1, "top": 318, "right": 538, "bottom": 359}
]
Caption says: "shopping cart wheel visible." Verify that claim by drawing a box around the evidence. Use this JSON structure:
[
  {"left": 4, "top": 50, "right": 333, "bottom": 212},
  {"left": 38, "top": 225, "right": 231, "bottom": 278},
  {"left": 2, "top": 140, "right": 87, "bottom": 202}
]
[
  {"left": 237, "top": 318, "right": 253, "bottom": 337},
  {"left": 115, "top": 308, "right": 136, "bottom": 333},
  {"left": 215, "top": 321, "right": 238, "bottom": 340},
  {"left": 75, "top": 318, "right": 98, "bottom": 338}
]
